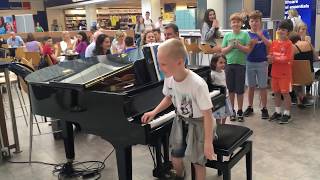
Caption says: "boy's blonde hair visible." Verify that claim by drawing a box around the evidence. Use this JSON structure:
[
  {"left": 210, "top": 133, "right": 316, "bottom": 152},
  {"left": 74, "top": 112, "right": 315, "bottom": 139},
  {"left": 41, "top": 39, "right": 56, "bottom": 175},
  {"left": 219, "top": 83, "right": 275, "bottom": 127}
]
[
  {"left": 158, "top": 39, "right": 188, "bottom": 61},
  {"left": 249, "top": 10, "right": 263, "bottom": 21},
  {"left": 230, "top": 12, "right": 243, "bottom": 22}
]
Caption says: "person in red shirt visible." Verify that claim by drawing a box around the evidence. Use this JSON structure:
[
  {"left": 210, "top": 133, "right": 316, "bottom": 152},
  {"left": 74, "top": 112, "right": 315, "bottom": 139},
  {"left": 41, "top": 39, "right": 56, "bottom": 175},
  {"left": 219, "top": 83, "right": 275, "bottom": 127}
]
[
  {"left": 42, "top": 37, "right": 58, "bottom": 64},
  {"left": 269, "top": 20, "right": 296, "bottom": 124}
]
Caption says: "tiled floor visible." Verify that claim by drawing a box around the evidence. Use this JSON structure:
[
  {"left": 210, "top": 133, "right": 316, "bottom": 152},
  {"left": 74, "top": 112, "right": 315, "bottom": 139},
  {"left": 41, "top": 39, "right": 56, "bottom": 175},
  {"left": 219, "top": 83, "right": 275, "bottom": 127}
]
[{"left": 0, "top": 83, "right": 320, "bottom": 180}]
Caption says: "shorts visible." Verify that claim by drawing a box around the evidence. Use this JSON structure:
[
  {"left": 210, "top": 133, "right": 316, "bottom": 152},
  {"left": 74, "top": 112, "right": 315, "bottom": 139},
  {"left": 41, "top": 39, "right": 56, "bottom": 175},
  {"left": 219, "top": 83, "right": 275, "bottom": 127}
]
[
  {"left": 271, "top": 77, "right": 292, "bottom": 93},
  {"left": 246, "top": 61, "right": 268, "bottom": 88},
  {"left": 225, "top": 64, "right": 246, "bottom": 94}
]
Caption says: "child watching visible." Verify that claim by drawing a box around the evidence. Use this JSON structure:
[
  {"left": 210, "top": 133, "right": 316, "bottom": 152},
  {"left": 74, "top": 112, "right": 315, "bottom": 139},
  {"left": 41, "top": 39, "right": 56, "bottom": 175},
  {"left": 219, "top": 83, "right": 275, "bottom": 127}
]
[
  {"left": 210, "top": 54, "right": 232, "bottom": 124},
  {"left": 269, "top": 20, "right": 295, "bottom": 124},
  {"left": 221, "top": 12, "right": 252, "bottom": 122},
  {"left": 141, "top": 39, "right": 216, "bottom": 180},
  {"left": 243, "top": 10, "right": 271, "bottom": 119}
]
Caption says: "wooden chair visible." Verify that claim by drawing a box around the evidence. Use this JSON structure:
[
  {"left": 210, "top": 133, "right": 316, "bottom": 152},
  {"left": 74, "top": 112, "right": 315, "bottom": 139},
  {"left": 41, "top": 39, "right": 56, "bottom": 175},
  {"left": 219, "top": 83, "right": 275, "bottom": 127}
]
[
  {"left": 15, "top": 47, "right": 26, "bottom": 60},
  {"left": 292, "top": 60, "right": 313, "bottom": 85},
  {"left": 184, "top": 40, "right": 202, "bottom": 65},
  {"left": 292, "top": 60, "right": 319, "bottom": 110},
  {"left": 199, "top": 44, "right": 220, "bottom": 65},
  {"left": 25, "top": 52, "right": 41, "bottom": 69}
]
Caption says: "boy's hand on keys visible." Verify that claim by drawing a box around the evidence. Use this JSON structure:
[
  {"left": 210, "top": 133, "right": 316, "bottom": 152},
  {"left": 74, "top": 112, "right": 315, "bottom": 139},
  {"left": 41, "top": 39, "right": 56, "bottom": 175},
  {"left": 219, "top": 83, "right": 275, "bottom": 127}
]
[
  {"left": 204, "top": 141, "right": 216, "bottom": 160},
  {"left": 141, "top": 111, "right": 156, "bottom": 124}
]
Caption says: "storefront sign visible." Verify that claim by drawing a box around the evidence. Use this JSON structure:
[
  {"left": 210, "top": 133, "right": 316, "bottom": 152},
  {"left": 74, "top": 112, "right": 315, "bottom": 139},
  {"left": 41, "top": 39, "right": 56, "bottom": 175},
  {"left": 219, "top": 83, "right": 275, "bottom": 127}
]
[
  {"left": 46, "top": 0, "right": 91, "bottom": 7},
  {"left": 97, "top": 9, "right": 141, "bottom": 15},
  {"left": 285, "top": 0, "right": 316, "bottom": 44}
]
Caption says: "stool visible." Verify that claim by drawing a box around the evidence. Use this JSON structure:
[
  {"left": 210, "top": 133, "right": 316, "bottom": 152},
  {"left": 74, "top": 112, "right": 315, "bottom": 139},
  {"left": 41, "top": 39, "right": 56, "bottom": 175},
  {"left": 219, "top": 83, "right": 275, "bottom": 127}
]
[{"left": 203, "top": 124, "right": 253, "bottom": 180}]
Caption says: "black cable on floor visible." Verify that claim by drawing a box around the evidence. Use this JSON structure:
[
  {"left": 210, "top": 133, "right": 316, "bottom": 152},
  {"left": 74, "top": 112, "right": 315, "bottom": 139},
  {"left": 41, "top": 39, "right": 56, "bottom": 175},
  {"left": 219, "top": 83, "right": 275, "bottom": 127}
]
[{"left": 7, "top": 148, "right": 115, "bottom": 179}]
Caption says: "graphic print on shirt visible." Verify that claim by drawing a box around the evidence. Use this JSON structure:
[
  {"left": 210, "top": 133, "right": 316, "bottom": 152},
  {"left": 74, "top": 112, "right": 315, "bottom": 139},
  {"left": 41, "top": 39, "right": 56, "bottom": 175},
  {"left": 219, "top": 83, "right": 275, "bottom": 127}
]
[{"left": 179, "top": 95, "right": 193, "bottom": 118}]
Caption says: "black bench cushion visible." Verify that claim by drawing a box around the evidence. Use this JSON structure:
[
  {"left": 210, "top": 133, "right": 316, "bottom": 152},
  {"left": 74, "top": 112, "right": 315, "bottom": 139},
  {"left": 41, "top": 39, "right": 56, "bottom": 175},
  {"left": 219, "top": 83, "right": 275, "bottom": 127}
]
[{"left": 214, "top": 124, "right": 253, "bottom": 155}]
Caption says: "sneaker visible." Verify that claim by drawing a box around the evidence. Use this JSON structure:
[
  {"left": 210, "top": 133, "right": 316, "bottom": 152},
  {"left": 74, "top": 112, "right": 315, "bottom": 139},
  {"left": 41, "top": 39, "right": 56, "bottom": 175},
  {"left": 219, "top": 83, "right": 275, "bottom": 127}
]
[
  {"left": 230, "top": 110, "right": 236, "bottom": 121},
  {"left": 278, "top": 114, "right": 291, "bottom": 124},
  {"left": 243, "top": 106, "right": 254, "bottom": 117},
  {"left": 269, "top": 112, "right": 282, "bottom": 121},
  {"left": 261, "top": 108, "right": 269, "bottom": 119},
  {"left": 237, "top": 110, "right": 244, "bottom": 122}
]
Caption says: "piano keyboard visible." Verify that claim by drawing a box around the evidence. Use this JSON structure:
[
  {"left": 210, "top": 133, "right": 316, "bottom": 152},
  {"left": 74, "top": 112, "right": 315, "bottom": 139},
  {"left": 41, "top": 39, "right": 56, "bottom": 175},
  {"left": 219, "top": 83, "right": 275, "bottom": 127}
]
[{"left": 149, "top": 90, "right": 220, "bottom": 129}]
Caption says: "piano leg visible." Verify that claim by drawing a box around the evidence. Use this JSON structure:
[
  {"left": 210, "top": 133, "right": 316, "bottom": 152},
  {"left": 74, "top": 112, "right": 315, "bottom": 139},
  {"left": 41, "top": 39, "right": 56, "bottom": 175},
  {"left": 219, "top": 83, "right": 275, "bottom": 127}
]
[
  {"left": 162, "top": 133, "right": 170, "bottom": 164},
  {"left": 153, "top": 134, "right": 172, "bottom": 178},
  {"left": 62, "top": 121, "right": 75, "bottom": 161},
  {"left": 115, "top": 146, "right": 132, "bottom": 180},
  {"left": 61, "top": 121, "right": 75, "bottom": 177}
]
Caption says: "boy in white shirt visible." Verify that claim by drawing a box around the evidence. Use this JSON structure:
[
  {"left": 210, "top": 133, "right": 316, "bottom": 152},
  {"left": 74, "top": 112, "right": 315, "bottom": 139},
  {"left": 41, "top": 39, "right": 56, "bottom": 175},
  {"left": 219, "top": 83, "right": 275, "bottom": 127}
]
[{"left": 142, "top": 39, "right": 216, "bottom": 179}]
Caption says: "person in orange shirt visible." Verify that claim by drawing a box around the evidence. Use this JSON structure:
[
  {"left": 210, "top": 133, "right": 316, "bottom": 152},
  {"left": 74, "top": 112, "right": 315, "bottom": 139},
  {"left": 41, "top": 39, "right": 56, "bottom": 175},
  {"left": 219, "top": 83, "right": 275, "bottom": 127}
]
[{"left": 269, "top": 20, "right": 296, "bottom": 124}]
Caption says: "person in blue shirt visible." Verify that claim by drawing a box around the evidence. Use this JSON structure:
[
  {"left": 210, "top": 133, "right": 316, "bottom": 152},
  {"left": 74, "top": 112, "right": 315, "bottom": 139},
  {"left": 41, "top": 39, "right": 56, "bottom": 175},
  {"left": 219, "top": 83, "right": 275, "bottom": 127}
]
[
  {"left": 243, "top": 10, "right": 271, "bottom": 119},
  {"left": 124, "top": 36, "right": 136, "bottom": 54},
  {"left": 7, "top": 32, "right": 25, "bottom": 48}
]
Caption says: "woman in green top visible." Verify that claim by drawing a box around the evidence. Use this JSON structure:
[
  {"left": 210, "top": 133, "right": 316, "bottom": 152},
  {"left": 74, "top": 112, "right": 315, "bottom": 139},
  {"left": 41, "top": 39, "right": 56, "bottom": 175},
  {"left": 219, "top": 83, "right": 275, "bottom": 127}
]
[{"left": 35, "top": 22, "right": 44, "bottom": 32}]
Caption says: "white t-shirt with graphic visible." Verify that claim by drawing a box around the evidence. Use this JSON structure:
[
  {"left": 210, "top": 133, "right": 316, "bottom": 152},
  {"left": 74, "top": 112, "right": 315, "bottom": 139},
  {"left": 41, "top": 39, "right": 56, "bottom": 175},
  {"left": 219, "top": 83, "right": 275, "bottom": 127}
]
[{"left": 163, "top": 70, "right": 213, "bottom": 118}]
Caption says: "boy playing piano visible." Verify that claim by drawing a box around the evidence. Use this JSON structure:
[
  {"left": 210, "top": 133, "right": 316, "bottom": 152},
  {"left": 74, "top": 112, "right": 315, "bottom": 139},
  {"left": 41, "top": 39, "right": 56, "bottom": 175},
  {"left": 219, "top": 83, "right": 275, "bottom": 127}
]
[{"left": 141, "top": 39, "right": 216, "bottom": 179}]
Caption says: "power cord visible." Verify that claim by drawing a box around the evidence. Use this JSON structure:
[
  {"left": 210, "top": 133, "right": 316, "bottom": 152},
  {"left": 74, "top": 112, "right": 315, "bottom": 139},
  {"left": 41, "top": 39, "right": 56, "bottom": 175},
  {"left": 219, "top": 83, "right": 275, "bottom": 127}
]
[{"left": 7, "top": 148, "right": 115, "bottom": 179}]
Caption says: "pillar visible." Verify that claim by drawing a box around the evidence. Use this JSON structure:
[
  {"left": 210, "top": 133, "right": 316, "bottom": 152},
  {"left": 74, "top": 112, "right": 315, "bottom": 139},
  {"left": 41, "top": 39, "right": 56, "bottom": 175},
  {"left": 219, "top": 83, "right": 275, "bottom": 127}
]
[
  {"left": 85, "top": 4, "right": 97, "bottom": 30},
  {"left": 196, "top": 0, "right": 207, "bottom": 29},
  {"left": 141, "top": 0, "right": 161, "bottom": 23},
  {"left": 207, "top": 0, "right": 226, "bottom": 28}
]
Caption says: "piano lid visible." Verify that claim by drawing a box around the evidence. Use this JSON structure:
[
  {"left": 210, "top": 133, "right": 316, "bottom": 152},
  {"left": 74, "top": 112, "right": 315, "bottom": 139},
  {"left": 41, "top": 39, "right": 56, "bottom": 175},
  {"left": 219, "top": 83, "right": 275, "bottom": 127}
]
[{"left": 25, "top": 54, "right": 133, "bottom": 89}]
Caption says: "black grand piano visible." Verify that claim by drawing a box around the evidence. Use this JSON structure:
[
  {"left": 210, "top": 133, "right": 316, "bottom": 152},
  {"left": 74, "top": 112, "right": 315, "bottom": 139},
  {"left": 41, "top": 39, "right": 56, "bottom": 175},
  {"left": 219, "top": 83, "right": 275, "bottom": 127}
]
[{"left": 24, "top": 50, "right": 226, "bottom": 180}]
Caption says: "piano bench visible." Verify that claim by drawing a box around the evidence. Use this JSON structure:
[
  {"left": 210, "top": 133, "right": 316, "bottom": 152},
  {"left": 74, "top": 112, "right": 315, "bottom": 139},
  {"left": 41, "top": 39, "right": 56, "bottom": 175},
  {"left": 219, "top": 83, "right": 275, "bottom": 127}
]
[{"left": 206, "top": 124, "right": 253, "bottom": 180}]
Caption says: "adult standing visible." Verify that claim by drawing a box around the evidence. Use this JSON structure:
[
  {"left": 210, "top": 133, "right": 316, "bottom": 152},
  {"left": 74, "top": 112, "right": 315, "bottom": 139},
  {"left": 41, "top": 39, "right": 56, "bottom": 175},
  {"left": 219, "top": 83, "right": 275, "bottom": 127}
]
[
  {"left": 297, "top": 23, "right": 311, "bottom": 43},
  {"left": 35, "top": 22, "right": 44, "bottom": 32},
  {"left": 201, "top": 9, "right": 220, "bottom": 47},
  {"left": 134, "top": 16, "right": 145, "bottom": 45},
  {"left": 289, "top": 33, "right": 315, "bottom": 108},
  {"left": 288, "top": 9, "right": 304, "bottom": 31},
  {"left": 51, "top": 19, "right": 60, "bottom": 31},
  {"left": 144, "top": 11, "right": 154, "bottom": 31}
]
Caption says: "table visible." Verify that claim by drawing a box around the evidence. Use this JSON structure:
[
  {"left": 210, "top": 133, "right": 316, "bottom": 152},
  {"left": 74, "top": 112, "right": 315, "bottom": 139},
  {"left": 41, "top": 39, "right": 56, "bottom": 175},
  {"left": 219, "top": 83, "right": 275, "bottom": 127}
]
[{"left": 61, "top": 52, "right": 79, "bottom": 61}]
